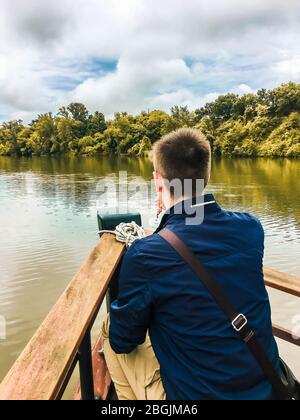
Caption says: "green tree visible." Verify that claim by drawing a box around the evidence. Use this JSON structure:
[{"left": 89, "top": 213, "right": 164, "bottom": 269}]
[
  {"left": 28, "top": 113, "right": 57, "bottom": 155},
  {"left": 195, "top": 94, "right": 239, "bottom": 125},
  {"left": 128, "top": 136, "right": 152, "bottom": 156},
  {"left": 87, "top": 112, "right": 107, "bottom": 135},
  {"left": 58, "top": 103, "right": 89, "bottom": 137},
  {"left": 141, "top": 110, "right": 173, "bottom": 142},
  {"left": 77, "top": 133, "right": 105, "bottom": 155},
  {"left": 171, "top": 106, "right": 194, "bottom": 128},
  {"left": 102, "top": 127, "right": 124, "bottom": 154},
  {"left": 56, "top": 117, "right": 83, "bottom": 153},
  {"left": 0, "top": 120, "right": 24, "bottom": 155},
  {"left": 195, "top": 117, "right": 216, "bottom": 151},
  {"left": 58, "top": 103, "right": 89, "bottom": 123},
  {"left": 17, "top": 127, "right": 34, "bottom": 156},
  {"left": 269, "top": 82, "right": 300, "bottom": 117},
  {"left": 215, "top": 118, "right": 248, "bottom": 156},
  {"left": 260, "top": 112, "right": 300, "bottom": 157},
  {"left": 0, "top": 82, "right": 300, "bottom": 158}
]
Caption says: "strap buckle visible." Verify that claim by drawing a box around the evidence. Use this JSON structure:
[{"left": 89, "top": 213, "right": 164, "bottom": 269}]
[{"left": 232, "top": 314, "right": 248, "bottom": 332}]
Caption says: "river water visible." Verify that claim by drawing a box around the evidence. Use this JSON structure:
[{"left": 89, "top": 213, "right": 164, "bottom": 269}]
[{"left": 0, "top": 156, "right": 299, "bottom": 386}]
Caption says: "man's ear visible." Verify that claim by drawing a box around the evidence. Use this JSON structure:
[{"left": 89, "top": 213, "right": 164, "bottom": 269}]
[{"left": 153, "top": 171, "right": 164, "bottom": 194}]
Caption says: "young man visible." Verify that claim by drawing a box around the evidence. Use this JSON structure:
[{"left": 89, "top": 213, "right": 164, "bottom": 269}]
[{"left": 102, "top": 128, "right": 280, "bottom": 400}]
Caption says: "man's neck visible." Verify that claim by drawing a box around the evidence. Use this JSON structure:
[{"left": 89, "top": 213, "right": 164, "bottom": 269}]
[{"left": 163, "top": 194, "right": 203, "bottom": 213}]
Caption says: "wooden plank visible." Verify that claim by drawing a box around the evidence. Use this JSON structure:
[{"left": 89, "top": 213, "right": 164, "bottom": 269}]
[
  {"left": 264, "top": 267, "right": 300, "bottom": 298},
  {"left": 273, "top": 324, "right": 300, "bottom": 347},
  {"left": 0, "top": 234, "right": 125, "bottom": 401}
]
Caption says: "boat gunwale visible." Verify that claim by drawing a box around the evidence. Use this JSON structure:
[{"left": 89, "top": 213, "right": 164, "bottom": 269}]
[{"left": 0, "top": 235, "right": 299, "bottom": 400}]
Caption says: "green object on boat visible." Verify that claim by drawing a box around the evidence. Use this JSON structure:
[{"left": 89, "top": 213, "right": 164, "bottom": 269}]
[{"left": 97, "top": 208, "right": 142, "bottom": 232}]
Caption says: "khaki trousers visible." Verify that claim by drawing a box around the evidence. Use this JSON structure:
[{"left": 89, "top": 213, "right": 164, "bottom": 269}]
[{"left": 102, "top": 315, "right": 166, "bottom": 401}]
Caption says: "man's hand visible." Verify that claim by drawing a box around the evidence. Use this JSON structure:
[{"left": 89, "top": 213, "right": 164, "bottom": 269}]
[{"left": 144, "top": 228, "right": 153, "bottom": 236}]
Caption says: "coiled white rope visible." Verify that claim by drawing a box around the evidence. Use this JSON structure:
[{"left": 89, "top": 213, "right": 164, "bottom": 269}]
[{"left": 98, "top": 222, "right": 146, "bottom": 248}]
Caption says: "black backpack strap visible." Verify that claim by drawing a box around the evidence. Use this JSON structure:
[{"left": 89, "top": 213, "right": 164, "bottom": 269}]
[{"left": 158, "top": 228, "right": 289, "bottom": 400}]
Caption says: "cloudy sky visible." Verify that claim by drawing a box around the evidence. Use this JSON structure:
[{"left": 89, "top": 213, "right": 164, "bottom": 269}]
[{"left": 0, "top": 0, "right": 300, "bottom": 122}]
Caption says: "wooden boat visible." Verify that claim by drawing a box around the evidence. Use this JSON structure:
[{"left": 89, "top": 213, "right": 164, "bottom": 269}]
[{"left": 0, "top": 233, "right": 299, "bottom": 400}]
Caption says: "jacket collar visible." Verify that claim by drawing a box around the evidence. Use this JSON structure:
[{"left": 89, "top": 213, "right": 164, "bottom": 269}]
[{"left": 154, "top": 193, "right": 221, "bottom": 233}]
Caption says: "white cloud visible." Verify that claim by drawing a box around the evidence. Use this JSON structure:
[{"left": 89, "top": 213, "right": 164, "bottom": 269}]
[
  {"left": 0, "top": 0, "right": 300, "bottom": 121},
  {"left": 231, "top": 84, "right": 255, "bottom": 95},
  {"left": 72, "top": 57, "right": 192, "bottom": 115},
  {"left": 272, "top": 57, "right": 300, "bottom": 81}
]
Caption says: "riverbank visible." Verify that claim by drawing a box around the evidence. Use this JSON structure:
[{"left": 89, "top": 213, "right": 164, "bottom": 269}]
[{"left": 1, "top": 83, "right": 300, "bottom": 158}]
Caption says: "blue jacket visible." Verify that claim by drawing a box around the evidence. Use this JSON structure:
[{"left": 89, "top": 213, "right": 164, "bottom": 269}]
[{"left": 109, "top": 194, "right": 280, "bottom": 400}]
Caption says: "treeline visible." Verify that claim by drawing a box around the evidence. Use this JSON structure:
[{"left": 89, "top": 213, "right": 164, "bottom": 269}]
[{"left": 1, "top": 82, "right": 300, "bottom": 158}]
